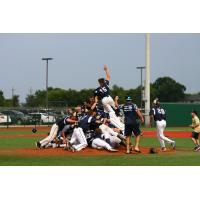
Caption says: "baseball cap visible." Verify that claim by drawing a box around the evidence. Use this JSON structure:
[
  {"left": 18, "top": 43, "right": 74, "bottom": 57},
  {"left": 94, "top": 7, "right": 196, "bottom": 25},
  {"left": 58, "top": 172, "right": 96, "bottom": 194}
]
[{"left": 126, "top": 96, "right": 132, "bottom": 101}]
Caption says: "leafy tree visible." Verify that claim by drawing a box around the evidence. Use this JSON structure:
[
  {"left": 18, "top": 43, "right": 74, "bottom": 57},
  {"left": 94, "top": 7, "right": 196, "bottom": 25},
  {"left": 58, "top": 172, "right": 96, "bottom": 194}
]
[
  {"left": 25, "top": 95, "right": 38, "bottom": 107},
  {"left": 12, "top": 95, "right": 20, "bottom": 107},
  {"left": 152, "top": 77, "right": 186, "bottom": 102},
  {"left": 24, "top": 76, "right": 187, "bottom": 108},
  {"left": 4, "top": 99, "right": 13, "bottom": 107}
]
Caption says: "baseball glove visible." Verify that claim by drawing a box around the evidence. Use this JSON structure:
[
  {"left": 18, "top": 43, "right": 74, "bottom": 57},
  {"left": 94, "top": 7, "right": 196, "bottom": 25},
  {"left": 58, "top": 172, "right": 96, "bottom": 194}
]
[{"left": 149, "top": 147, "right": 157, "bottom": 154}]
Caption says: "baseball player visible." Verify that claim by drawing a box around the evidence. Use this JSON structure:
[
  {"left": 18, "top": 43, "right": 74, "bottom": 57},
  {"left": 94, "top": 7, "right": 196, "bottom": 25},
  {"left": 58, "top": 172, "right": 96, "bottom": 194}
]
[
  {"left": 99, "top": 122, "right": 123, "bottom": 149},
  {"left": 150, "top": 98, "right": 176, "bottom": 152},
  {"left": 66, "top": 109, "right": 99, "bottom": 152},
  {"left": 122, "top": 96, "right": 144, "bottom": 154},
  {"left": 94, "top": 64, "right": 116, "bottom": 113},
  {"left": 72, "top": 109, "right": 118, "bottom": 152},
  {"left": 91, "top": 128, "right": 118, "bottom": 152},
  {"left": 94, "top": 95, "right": 125, "bottom": 132},
  {"left": 189, "top": 110, "right": 200, "bottom": 151},
  {"left": 35, "top": 116, "right": 77, "bottom": 149}
]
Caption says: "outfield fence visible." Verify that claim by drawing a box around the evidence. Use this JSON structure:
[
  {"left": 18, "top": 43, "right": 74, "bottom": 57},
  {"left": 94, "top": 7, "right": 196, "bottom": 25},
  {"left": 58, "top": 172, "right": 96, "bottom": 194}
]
[{"left": 161, "top": 103, "right": 200, "bottom": 126}]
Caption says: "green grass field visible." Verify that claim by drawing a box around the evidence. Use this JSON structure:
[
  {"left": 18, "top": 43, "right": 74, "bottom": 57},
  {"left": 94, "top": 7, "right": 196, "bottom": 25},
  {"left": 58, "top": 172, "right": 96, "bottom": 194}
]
[{"left": 0, "top": 127, "right": 199, "bottom": 166}]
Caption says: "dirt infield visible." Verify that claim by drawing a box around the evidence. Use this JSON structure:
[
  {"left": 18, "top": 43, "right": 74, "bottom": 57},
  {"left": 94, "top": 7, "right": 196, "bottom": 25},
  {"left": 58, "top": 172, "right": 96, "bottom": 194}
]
[
  {"left": 0, "top": 146, "right": 175, "bottom": 157},
  {"left": 0, "top": 126, "right": 186, "bottom": 157}
]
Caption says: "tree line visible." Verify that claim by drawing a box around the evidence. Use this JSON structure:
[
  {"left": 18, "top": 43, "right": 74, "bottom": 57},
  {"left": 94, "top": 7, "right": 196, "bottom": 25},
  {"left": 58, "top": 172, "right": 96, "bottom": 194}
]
[{"left": 0, "top": 76, "right": 187, "bottom": 108}]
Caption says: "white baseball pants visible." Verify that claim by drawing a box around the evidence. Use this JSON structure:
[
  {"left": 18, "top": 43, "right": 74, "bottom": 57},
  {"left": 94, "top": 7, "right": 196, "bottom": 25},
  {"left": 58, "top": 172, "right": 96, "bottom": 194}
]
[
  {"left": 102, "top": 96, "right": 116, "bottom": 113},
  {"left": 39, "top": 123, "right": 58, "bottom": 147},
  {"left": 156, "top": 120, "right": 174, "bottom": 148},
  {"left": 109, "top": 111, "right": 125, "bottom": 132},
  {"left": 70, "top": 127, "right": 87, "bottom": 151},
  {"left": 92, "top": 138, "right": 113, "bottom": 150},
  {"left": 99, "top": 124, "right": 121, "bottom": 148}
]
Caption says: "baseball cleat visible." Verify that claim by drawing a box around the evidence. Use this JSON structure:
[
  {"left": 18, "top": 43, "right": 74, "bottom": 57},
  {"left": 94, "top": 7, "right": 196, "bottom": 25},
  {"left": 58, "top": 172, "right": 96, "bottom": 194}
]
[
  {"left": 195, "top": 146, "right": 200, "bottom": 152},
  {"left": 35, "top": 141, "right": 41, "bottom": 149},
  {"left": 171, "top": 141, "right": 176, "bottom": 150},
  {"left": 109, "top": 148, "right": 118, "bottom": 152},
  {"left": 193, "top": 146, "right": 199, "bottom": 151},
  {"left": 161, "top": 147, "right": 167, "bottom": 152}
]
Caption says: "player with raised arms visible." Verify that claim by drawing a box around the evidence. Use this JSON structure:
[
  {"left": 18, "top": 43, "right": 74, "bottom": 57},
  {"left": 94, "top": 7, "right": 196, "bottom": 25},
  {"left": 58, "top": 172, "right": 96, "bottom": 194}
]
[{"left": 94, "top": 64, "right": 116, "bottom": 113}]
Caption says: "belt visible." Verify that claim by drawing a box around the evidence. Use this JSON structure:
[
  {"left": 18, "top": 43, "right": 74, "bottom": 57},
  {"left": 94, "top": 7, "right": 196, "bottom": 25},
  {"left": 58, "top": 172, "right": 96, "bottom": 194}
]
[
  {"left": 102, "top": 95, "right": 110, "bottom": 98},
  {"left": 156, "top": 119, "right": 166, "bottom": 122}
]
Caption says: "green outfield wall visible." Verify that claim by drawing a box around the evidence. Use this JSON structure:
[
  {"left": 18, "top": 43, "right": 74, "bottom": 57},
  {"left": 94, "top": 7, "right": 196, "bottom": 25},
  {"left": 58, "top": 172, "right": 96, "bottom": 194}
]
[{"left": 161, "top": 103, "right": 200, "bottom": 126}]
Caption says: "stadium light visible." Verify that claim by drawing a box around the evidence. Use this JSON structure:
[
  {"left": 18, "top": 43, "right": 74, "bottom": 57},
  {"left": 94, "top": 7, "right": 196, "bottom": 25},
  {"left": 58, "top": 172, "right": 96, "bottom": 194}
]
[
  {"left": 136, "top": 66, "right": 146, "bottom": 109},
  {"left": 42, "top": 58, "right": 53, "bottom": 113}
]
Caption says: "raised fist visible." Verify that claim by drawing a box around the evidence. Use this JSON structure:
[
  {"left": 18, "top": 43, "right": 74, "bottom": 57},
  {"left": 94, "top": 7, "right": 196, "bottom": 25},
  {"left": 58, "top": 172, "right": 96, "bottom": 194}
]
[{"left": 103, "top": 64, "right": 108, "bottom": 71}]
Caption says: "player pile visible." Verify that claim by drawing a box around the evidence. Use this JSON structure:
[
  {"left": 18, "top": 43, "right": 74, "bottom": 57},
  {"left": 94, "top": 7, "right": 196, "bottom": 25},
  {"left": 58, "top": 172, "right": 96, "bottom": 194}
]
[
  {"left": 36, "top": 65, "right": 129, "bottom": 153},
  {"left": 36, "top": 65, "right": 184, "bottom": 154},
  {"left": 36, "top": 98, "right": 127, "bottom": 152}
]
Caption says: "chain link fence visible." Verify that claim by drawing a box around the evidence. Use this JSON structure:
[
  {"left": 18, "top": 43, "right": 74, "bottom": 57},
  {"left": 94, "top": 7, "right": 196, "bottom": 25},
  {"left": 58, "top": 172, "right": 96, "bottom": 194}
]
[{"left": 0, "top": 106, "right": 67, "bottom": 128}]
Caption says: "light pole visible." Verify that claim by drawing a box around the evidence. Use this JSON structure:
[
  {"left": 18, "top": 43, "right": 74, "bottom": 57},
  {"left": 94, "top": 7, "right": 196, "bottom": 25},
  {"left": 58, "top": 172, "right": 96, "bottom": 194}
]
[
  {"left": 136, "top": 66, "right": 145, "bottom": 109},
  {"left": 144, "top": 33, "right": 150, "bottom": 126},
  {"left": 42, "top": 58, "right": 53, "bottom": 113}
]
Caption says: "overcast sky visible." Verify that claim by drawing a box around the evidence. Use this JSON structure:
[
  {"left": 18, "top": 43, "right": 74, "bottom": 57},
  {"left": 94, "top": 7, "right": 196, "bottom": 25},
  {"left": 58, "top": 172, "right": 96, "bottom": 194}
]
[{"left": 0, "top": 33, "right": 200, "bottom": 102}]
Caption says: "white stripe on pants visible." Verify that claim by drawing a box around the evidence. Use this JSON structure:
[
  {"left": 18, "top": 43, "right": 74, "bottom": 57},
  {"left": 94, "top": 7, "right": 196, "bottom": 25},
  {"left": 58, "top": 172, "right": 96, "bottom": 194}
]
[
  {"left": 156, "top": 120, "right": 174, "bottom": 148},
  {"left": 39, "top": 124, "right": 58, "bottom": 147},
  {"left": 70, "top": 127, "right": 87, "bottom": 151}
]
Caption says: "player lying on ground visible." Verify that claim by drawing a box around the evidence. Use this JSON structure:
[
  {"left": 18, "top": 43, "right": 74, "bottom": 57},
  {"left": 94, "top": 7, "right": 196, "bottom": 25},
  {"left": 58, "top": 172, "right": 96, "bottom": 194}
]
[
  {"left": 64, "top": 109, "right": 124, "bottom": 152},
  {"left": 36, "top": 104, "right": 125, "bottom": 152},
  {"left": 35, "top": 114, "right": 77, "bottom": 149}
]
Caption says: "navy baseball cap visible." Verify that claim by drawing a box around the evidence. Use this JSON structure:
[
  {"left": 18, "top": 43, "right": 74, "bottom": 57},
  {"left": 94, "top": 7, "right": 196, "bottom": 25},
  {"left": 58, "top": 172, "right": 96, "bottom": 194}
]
[{"left": 126, "top": 96, "right": 132, "bottom": 101}]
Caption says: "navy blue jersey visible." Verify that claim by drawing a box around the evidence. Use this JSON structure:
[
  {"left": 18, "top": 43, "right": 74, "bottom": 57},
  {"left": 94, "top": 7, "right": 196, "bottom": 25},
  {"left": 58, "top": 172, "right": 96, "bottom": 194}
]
[
  {"left": 97, "top": 110, "right": 109, "bottom": 119},
  {"left": 85, "top": 130, "right": 96, "bottom": 145},
  {"left": 78, "top": 115, "right": 96, "bottom": 132},
  {"left": 94, "top": 80, "right": 110, "bottom": 100},
  {"left": 150, "top": 107, "right": 166, "bottom": 121},
  {"left": 75, "top": 112, "right": 87, "bottom": 121},
  {"left": 122, "top": 103, "right": 139, "bottom": 125},
  {"left": 56, "top": 116, "right": 70, "bottom": 131},
  {"left": 96, "top": 102, "right": 104, "bottom": 112}
]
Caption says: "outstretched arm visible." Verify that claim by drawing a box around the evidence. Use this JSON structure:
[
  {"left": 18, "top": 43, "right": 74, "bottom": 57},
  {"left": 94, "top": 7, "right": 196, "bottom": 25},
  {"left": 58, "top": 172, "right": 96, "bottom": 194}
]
[{"left": 104, "top": 64, "right": 110, "bottom": 81}]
